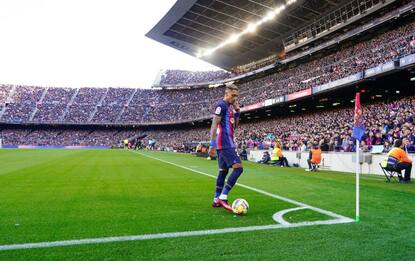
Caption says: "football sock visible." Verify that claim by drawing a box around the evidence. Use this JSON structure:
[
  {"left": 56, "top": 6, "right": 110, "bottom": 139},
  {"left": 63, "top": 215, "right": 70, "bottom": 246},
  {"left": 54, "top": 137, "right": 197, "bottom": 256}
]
[
  {"left": 214, "top": 169, "right": 229, "bottom": 199},
  {"left": 221, "top": 167, "right": 243, "bottom": 197},
  {"left": 219, "top": 194, "right": 227, "bottom": 200}
]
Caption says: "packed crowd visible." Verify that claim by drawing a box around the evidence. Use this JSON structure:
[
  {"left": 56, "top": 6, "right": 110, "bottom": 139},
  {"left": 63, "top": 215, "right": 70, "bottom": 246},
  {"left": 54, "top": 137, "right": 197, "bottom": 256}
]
[
  {"left": 237, "top": 21, "right": 415, "bottom": 106},
  {"left": 1, "top": 86, "right": 44, "bottom": 122},
  {"left": 144, "top": 96, "right": 415, "bottom": 153},
  {"left": 159, "top": 70, "right": 231, "bottom": 85},
  {"left": 0, "top": 85, "right": 13, "bottom": 104},
  {"left": 0, "top": 20, "right": 414, "bottom": 124},
  {"left": 2, "top": 96, "right": 414, "bottom": 154},
  {"left": 0, "top": 85, "right": 225, "bottom": 124},
  {"left": 238, "top": 96, "right": 415, "bottom": 153},
  {"left": 0, "top": 128, "right": 140, "bottom": 147}
]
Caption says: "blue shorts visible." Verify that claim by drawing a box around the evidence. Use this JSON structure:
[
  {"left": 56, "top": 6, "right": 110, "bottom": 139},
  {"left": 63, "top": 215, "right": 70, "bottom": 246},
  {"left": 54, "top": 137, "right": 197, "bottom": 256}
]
[{"left": 217, "top": 148, "right": 241, "bottom": 169}]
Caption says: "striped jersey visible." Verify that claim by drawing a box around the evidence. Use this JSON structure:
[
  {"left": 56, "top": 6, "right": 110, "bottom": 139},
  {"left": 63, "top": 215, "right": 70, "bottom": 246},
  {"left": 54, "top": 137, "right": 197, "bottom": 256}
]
[{"left": 214, "top": 100, "right": 236, "bottom": 150}]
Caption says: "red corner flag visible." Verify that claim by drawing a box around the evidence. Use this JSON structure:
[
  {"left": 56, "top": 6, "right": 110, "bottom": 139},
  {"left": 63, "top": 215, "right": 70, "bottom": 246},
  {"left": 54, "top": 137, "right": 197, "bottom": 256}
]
[{"left": 352, "top": 93, "right": 365, "bottom": 141}]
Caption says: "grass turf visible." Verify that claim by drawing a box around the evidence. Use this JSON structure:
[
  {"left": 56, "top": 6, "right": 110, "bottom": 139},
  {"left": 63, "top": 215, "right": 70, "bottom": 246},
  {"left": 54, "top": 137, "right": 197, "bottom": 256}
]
[{"left": 0, "top": 149, "right": 414, "bottom": 260}]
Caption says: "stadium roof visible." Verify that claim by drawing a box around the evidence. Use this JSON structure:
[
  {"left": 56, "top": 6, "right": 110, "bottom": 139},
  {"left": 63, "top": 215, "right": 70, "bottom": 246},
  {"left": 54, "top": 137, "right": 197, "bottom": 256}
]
[{"left": 146, "top": 0, "right": 349, "bottom": 70}]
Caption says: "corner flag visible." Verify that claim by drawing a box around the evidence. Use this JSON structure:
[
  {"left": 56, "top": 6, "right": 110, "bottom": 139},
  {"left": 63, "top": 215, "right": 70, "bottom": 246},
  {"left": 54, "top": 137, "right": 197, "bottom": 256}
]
[
  {"left": 352, "top": 92, "right": 364, "bottom": 224},
  {"left": 352, "top": 92, "right": 365, "bottom": 141}
]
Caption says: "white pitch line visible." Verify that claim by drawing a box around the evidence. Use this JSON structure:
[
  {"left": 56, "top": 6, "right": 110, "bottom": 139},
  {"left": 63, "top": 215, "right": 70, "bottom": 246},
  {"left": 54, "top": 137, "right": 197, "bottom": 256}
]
[
  {"left": 133, "top": 151, "right": 354, "bottom": 222},
  {"left": 0, "top": 219, "right": 352, "bottom": 251},
  {"left": 0, "top": 151, "right": 354, "bottom": 252},
  {"left": 272, "top": 207, "right": 308, "bottom": 225}
]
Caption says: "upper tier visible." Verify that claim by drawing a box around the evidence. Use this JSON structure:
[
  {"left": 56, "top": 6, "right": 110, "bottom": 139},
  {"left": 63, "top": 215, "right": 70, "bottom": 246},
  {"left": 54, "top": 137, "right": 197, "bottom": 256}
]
[{"left": 0, "top": 20, "right": 415, "bottom": 125}]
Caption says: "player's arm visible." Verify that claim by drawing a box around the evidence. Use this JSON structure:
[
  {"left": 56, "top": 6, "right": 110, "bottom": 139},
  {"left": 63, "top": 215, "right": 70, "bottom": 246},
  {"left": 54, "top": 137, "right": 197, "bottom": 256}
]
[
  {"left": 209, "top": 102, "right": 225, "bottom": 157},
  {"left": 233, "top": 101, "right": 240, "bottom": 130},
  {"left": 210, "top": 115, "right": 221, "bottom": 142},
  {"left": 234, "top": 114, "right": 240, "bottom": 129},
  {"left": 208, "top": 115, "right": 221, "bottom": 157}
]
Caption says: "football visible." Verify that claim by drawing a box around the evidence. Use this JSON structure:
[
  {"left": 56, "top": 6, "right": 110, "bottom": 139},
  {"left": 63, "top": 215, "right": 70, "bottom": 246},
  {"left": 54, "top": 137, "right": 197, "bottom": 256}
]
[{"left": 232, "top": 198, "right": 249, "bottom": 215}]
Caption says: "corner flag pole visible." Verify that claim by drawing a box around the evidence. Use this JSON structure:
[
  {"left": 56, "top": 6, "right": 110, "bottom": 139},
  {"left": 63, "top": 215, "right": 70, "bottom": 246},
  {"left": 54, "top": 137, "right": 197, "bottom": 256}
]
[
  {"left": 352, "top": 92, "right": 363, "bottom": 224},
  {"left": 356, "top": 138, "right": 360, "bottom": 223}
]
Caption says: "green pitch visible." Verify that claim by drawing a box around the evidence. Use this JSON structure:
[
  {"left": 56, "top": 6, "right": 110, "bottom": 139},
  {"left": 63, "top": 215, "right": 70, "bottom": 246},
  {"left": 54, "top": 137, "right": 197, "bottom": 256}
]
[{"left": 0, "top": 149, "right": 414, "bottom": 260}]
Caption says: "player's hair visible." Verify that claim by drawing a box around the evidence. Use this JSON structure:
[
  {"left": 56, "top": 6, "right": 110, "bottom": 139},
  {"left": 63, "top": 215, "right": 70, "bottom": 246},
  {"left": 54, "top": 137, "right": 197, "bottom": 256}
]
[{"left": 226, "top": 84, "right": 238, "bottom": 91}]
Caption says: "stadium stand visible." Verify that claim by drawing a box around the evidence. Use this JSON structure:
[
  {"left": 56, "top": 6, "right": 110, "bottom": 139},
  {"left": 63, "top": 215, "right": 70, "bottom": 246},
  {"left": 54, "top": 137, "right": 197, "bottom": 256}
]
[
  {"left": 1, "top": 2, "right": 415, "bottom": 153},
  {"left": 1, "top": 95, "right": 414, "bottom": 153},
  {"left": 1, "top": 19, "right": 414, "bottom": 125},
  {"left": 2, "top": 1, "right": 415, "bottom": 259},
  {"left": 160, "top": 70, "right": 231, "bottom": 85},
  {"left": 237, "top": 21, "right": 415, "bottom": 106}
]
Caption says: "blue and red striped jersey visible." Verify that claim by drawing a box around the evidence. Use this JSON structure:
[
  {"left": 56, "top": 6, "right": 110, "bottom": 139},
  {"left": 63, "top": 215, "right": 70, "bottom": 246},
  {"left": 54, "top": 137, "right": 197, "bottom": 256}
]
[{"left": 214, "top": 100, "right": 236, "bottom": 150}]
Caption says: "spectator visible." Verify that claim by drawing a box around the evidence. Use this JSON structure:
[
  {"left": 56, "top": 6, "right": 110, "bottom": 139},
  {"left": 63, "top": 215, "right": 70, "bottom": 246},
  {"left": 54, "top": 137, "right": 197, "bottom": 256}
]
[
  {"left": 306, "top": 143, "right": 322, "bottom": 172},
  {"left": 387, "top": 139, "right": 412, "bottom": 183},
  {"left": 257, "top": 151, "right": 271, "bottom": 164}
]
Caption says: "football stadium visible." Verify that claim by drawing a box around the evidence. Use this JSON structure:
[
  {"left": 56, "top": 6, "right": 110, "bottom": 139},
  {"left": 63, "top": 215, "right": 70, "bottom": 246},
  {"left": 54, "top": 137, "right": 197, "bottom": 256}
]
[{"left": 1, "top": 0, "right": 415, "bottom": 260}]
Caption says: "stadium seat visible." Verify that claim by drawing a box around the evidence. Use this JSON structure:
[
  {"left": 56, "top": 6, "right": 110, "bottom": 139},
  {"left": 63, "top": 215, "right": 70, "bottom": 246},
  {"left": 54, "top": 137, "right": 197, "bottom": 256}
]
[{"left": 379, "top": 159, "right": 402, "bottom": 183}]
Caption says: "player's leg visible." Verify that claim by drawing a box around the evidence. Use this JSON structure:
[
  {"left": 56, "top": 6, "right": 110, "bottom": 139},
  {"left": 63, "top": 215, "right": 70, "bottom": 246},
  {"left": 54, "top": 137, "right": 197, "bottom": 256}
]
[
  {"left": 212, "top": 168, "right": 229, "bottom": 207},
  {"left": 216, "top": 149, "right": 242, "bottom": 212},
  {"left": 213, "top": 150, "right": 229, "bottom": 207},
  {"left": 219, "top": 149, "right": 243, "bottom": 200},
  {"left": 220, "top": 162, "right": 243, "bottom": 198}
]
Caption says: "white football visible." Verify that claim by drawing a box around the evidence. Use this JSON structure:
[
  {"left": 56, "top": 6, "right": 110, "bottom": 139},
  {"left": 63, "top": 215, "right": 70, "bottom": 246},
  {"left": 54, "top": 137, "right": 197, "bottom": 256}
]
[{"left": 232, "top": 198, "right": 249, "bottom": 215}]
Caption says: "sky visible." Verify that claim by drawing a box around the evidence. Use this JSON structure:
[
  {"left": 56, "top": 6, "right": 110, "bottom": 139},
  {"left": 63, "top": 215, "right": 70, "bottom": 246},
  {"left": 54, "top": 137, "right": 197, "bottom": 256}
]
[{"left": 0, "top": 0, "right": 221, "bottom": 88}]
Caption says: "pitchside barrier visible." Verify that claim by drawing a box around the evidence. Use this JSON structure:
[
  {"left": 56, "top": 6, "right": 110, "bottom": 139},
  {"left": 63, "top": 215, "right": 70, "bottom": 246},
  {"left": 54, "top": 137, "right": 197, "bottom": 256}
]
[{"left": 248, "top": 150, "right": 415, "bottom": 176}]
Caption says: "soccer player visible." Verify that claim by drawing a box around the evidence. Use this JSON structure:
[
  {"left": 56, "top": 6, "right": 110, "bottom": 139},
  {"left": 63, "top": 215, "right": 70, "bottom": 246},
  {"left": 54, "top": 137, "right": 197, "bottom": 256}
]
[{"left": 208, "top": 84, "right": 243, "bottom": 212}]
